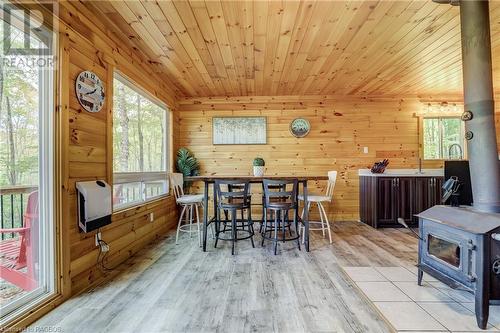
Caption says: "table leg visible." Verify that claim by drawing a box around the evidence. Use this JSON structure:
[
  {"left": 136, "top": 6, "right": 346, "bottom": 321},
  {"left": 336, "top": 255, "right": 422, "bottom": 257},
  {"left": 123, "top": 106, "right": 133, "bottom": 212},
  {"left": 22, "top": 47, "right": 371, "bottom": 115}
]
[
  {"left": 203, "top": 181, "right": 209, "bottom": 252},
  {"left": 303, "top": 180, "right": 310, "bottom": 252}
]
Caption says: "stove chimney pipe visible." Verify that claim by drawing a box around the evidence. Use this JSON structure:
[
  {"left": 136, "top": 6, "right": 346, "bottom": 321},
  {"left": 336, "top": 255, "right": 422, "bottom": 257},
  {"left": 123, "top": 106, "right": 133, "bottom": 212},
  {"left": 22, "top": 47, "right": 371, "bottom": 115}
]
[{"left": 458, "top": 0, "right": 500, "bottom": 213}]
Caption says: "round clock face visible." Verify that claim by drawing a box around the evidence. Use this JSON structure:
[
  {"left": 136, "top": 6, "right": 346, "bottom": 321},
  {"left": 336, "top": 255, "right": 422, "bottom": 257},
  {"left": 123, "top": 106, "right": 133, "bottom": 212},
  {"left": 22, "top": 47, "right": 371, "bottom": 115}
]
[
  {"left": 75, "top": 71, "right": 105, "bottom": 113},
  {"left": 290, "top": 118, "right": 310, "bottom": 138}
]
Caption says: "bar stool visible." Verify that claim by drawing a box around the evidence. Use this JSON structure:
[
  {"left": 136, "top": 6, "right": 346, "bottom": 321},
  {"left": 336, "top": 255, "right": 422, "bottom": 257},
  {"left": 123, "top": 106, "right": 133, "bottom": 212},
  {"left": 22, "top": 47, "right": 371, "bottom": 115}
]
[
  {"left": 298, "top": 171, "right": 337, "bottom": 244},
  {"left": 259, "top": 183, "right": 284, "bottom": 234},
  {"left": 223, "top": 183, "right": 251, "bottom": 224},
  {"left": 261, "top": 179, "right": 300, "bottom": 255},
  {"left": 214, "top": 180, "right": 254, "bottom": 255},
  {"left": 170, "top": 173, "right": 204, "bottom": 246}
]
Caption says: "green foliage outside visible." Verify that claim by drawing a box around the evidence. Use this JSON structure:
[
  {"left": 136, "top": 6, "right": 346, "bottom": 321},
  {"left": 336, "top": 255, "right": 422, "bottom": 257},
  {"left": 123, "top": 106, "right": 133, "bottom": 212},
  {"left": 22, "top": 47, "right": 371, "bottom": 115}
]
[
  {"left": 423, "top": 117, "right": 464, "bottom": 160},
  {"left": 113, "top": 78, "right": 166, "bottom": 173},
  {"left": 0, "top": 20, "right": 40, "bottom": 187},
  {"left": 0, "top": 20, "right": 45, "bottom": 234}
]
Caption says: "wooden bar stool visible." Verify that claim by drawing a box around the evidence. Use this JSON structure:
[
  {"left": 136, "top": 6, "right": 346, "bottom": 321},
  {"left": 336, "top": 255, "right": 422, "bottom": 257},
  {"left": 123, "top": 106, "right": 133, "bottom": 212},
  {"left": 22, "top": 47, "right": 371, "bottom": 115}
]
[
  {"left": 170, "top": 173, "right": 204, "bottom": 246},
  {"left": 261, "top": 179, "right": 300, "bottom": 255},
  {"left": 214, "top": 180, "right": 254, "bottom": 255},
  {"left": 298, "top": 171, "right": 337, "bottom": 244}
]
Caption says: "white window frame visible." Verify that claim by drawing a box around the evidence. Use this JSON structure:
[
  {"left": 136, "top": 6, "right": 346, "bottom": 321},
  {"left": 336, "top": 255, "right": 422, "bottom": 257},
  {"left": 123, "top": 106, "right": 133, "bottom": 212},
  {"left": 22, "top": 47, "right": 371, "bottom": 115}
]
[
  {"left": 112, "top": 72, "right": 170, "bottom": 212},
  {"left": 422, "top": 116, "right": 467, "bottom": 161},
  {"left": 0, "top": 17, "right": 55, "bottom": 325}
]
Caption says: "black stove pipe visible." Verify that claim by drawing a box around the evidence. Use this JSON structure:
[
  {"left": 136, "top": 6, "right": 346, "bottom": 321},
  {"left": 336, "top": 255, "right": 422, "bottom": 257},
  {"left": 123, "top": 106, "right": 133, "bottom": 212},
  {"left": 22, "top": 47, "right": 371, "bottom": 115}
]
[{"left": 458, "top": 0, "right": 500, "bottom": 213}]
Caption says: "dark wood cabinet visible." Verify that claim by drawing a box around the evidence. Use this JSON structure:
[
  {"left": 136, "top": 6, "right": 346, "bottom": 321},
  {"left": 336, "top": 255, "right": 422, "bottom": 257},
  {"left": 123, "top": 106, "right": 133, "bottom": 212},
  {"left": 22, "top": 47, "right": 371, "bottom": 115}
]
[
  {"left": 415, "top": 177, "right": 441, "bottom": 220},
  {"left": 396, "top": 177, "right": 415, "bottom": 225},
  {"left": 376, "top": 177, "right": 398, "bottom": 226},
  {"left": 360, "top": 175, "right": 443, "bottom": 228}
]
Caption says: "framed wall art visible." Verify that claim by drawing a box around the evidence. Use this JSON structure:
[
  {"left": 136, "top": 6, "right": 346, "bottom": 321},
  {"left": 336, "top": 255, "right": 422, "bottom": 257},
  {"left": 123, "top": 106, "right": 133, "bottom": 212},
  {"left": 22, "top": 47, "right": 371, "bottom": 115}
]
[{"left": 212, "top": 116, "right": 267, "bottom": 145}]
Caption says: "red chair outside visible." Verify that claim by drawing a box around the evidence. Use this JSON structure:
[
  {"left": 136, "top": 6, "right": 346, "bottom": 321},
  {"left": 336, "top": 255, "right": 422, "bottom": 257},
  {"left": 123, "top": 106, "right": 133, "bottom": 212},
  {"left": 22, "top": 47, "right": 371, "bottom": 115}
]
[{"left": 0, "top": 191, "right": 38, "bottom": 291}]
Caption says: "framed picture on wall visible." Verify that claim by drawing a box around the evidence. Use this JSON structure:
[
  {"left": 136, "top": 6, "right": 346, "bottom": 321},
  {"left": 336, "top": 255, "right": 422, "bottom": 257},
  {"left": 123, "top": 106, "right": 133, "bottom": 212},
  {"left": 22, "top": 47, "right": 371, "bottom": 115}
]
[{"left": 212, "top": 116, "right": 267, "bottom": 145}]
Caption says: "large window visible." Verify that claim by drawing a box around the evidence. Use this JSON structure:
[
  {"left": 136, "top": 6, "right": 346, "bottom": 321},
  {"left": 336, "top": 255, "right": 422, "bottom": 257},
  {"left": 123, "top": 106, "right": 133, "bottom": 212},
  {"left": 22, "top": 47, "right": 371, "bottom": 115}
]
[
  {"left": 0, "top": 4, "right": 55, "bottom": 325},
  {"left": 112, "top": 73, "right": 169, "bottom": 210},
  {"left": 423, "top": 117, "right": 466, "bottom": 160}
]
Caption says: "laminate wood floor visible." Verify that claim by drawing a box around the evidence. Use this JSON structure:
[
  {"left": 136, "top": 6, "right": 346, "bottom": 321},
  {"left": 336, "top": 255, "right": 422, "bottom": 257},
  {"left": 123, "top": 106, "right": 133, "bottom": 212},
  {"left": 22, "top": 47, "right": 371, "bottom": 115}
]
[{"left": 31, "top": 221, "right": 419, "bottom": 333}]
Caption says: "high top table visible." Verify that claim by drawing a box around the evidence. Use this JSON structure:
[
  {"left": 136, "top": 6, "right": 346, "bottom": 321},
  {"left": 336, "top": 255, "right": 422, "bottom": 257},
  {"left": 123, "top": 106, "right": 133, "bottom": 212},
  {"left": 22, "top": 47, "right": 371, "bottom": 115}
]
[{"left": 185, "top": 175, "right": 329, "bottom": 252}]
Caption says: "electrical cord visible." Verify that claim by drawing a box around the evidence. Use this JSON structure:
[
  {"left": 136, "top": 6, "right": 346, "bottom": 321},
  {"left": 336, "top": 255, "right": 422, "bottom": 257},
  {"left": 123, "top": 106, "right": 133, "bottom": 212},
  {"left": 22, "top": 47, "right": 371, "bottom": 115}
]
[{"left": 96, "top": 232, "right": 121, "bottom": 271}]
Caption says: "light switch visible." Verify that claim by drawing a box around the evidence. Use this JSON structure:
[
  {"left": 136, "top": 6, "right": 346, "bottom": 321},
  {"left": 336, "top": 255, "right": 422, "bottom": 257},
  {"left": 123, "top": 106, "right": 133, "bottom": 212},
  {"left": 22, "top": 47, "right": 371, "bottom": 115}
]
[{"left": 363, "top": 147, "right": 369, "bottom": 154}]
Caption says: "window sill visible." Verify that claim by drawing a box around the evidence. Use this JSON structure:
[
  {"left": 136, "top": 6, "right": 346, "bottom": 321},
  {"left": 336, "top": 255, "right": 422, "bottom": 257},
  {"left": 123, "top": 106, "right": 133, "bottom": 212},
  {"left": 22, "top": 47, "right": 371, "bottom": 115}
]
[
  {"left": 423, "top": 158, "right": 468, "bottom": 161},
  {"left": 112, "top": 194, "right": 171, "bottom": 214}
]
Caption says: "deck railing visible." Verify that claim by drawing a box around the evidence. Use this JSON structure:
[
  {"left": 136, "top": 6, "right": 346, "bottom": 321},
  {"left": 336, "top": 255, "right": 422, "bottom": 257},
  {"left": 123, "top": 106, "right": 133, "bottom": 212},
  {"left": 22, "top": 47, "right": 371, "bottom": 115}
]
[
  {"left": 0, "top": 185, "right": 37, "bottom": 240},
  {"left": 113, "top": 180, "right": 168, "bottom": 209}
]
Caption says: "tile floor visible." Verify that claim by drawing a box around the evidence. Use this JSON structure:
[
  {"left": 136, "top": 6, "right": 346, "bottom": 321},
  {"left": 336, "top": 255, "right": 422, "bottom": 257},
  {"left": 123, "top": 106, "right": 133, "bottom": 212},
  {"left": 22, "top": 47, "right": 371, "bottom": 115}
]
[{"left": 342, "top": 266, "right": 500, "bottom": 332}]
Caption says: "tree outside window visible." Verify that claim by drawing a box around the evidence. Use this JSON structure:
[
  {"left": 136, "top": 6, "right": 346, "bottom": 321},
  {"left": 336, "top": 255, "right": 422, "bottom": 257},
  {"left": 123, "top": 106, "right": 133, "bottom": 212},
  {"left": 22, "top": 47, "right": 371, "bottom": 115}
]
[
  {"left": 112, "top": 74, "right": 169, "bottom": 209},
  {"left": 423, "top": 117, "right": 465, "bottom": 160}
]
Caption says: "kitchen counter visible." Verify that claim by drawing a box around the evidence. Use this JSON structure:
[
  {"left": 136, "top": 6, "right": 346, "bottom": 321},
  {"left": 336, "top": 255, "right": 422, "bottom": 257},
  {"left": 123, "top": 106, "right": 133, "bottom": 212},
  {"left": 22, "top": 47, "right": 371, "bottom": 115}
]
[
  {"left": 359, "top": 169, "right": 445, "bottom": 228},
  {"left": 358, "top": 168, "right": 444, "bottom": 177}
]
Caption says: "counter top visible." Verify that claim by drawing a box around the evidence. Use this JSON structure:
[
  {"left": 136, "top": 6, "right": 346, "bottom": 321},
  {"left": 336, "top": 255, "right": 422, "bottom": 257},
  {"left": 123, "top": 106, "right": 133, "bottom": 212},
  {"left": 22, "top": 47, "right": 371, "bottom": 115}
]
[{"left": 358, "top": 168, "right": 444, "bottom": 177}]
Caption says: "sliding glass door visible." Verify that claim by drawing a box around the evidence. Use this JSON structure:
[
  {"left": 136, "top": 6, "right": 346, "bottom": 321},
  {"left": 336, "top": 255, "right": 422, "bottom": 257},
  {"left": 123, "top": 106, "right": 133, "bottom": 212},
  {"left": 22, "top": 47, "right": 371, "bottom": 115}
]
[{"left": 0, "top": 2, "right": 55, "bottom": 324}]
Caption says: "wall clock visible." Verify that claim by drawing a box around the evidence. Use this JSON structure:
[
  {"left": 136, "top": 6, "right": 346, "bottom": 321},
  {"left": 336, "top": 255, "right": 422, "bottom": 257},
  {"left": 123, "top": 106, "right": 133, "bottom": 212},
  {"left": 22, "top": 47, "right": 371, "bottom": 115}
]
[
  {"left": 75, "top": 70, "right": 105, "bottom": 113},
  {"left": 290, "top": 118, "right": 310, "bottom": 138}
]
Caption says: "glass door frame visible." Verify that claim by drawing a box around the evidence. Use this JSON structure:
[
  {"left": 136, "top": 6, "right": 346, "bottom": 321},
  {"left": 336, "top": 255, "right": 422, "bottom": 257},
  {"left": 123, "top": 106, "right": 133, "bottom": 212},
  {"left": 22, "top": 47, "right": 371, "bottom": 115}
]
[{"left": 0, "top": 15, "right": 56, "bottom": 325}]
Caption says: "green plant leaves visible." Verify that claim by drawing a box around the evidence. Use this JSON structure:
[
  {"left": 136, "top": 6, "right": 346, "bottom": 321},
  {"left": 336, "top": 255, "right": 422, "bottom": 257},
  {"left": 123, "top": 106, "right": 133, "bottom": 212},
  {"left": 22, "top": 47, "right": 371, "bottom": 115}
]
[
  {"left": 253, "top": 157, "right": 265, "bottom": 166},
  {"left": 176, "top": 147, "right": 200, "bottom": 177}
]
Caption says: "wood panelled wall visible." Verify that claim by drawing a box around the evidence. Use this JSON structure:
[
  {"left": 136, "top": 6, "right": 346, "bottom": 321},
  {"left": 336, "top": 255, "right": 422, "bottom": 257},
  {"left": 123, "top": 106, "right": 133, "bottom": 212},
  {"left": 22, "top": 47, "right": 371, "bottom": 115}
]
[
  {"left": 177, "top": 96, "right": 500, "bottom": 221},
  {"left": 57, "top": 1, "right": 178, "bottom": 296}
]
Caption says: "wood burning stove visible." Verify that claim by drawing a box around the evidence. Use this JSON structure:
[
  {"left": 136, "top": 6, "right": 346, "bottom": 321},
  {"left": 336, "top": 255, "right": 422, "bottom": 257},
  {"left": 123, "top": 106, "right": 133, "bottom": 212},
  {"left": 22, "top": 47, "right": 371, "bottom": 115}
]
[{"left": 417, "top": 206, "right": 500, "bottom": 329}]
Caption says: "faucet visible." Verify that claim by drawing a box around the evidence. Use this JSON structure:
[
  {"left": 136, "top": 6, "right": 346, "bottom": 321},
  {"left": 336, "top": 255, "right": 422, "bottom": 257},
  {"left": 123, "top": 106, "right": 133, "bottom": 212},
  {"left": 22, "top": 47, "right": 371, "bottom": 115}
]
[
  {"left": 448, "top": 144, "right": 463, "bottom": 160},
  {"left": 415, "top": 156, "right": 423, "bottom": 175}
]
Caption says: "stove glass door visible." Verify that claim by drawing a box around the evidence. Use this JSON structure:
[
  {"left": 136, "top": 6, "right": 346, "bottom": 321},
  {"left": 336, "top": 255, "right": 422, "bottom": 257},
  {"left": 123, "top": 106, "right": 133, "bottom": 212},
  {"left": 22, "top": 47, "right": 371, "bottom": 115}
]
[{"left": 428, "top": 234, "right": 461, "bottom": 268}]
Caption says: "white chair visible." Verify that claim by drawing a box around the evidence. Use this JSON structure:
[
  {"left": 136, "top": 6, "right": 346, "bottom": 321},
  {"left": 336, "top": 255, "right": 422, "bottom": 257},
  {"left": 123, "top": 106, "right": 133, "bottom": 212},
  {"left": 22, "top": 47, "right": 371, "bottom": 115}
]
[
  {"left": 298, "top": 171, "right": 337, "bottom": 244},
  {"left": 170, "top": 173, "right": 204, "bottom": 246}
]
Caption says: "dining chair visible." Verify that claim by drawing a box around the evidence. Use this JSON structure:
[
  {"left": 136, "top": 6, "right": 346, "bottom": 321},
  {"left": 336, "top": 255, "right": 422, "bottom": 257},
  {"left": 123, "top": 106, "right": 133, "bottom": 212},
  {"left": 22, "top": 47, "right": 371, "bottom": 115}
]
[
  {"left": 298, "top": 170, "right": 337, "bottom": 244},
  {"left": 261, "top": 179, "right": 300, "bottom": 255},
  {"left": 214, "top": 180, "right": 254, "bottom": 255},
  {"left": 170, "top": 173, "right": 204, "bottom": 246}
]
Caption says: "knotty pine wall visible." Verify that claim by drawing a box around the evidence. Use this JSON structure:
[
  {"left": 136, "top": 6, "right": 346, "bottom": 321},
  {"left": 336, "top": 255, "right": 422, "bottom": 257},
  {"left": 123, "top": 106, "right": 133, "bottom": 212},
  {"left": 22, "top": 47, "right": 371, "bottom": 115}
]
[
  {"left": 177, "top": 96, "right": 500, "bottom": 221},
  {"left": 57, "top": 2, "right": 178, "bottom": 296}
]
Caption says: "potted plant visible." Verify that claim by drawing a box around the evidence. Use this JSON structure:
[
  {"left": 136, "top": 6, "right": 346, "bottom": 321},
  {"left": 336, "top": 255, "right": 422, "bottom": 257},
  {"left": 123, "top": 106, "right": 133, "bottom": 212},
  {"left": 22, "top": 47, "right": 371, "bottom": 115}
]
[
  {"left": 176, "top": 147, "right": 200, "bottom": 192},
  {"left": 253, "top": 157, "right": 265, "bottom": 177}
]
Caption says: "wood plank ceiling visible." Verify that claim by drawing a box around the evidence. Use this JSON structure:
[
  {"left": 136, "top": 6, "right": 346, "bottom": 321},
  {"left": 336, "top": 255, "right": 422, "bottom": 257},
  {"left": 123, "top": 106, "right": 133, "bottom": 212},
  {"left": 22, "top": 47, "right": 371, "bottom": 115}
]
[{"left": 89, "top": 0, "right": 500, "bottom": 98}]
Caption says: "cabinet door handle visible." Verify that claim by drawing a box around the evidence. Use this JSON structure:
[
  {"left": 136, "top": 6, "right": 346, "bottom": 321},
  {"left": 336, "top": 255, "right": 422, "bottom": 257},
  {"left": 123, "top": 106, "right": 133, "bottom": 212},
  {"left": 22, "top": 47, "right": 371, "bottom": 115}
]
[{"left": 397, "top": 178, "right": 400, "bottom": 187}]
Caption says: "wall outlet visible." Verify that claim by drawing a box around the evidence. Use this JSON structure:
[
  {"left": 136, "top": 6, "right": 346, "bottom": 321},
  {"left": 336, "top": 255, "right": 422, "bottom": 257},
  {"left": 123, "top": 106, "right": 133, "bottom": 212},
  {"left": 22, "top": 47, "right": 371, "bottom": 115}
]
[
  {"left": 149, "top": 212, "right": 154, "bottom": 222},
  {"left": 95, "top": 232, "right": 101, "bottom": 247},
  {"left": 363, "top": 146, "right": 369, "bottom": 154}
]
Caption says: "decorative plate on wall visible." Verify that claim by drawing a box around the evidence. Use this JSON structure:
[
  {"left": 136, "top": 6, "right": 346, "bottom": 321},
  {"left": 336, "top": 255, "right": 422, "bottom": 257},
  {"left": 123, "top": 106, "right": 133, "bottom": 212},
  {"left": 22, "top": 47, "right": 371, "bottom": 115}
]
[
  {"left": 75, "top": 70, "right": 105, "bottom": 113},
  {"left": 290, "top": 118, "right": 310, "bottom": 138}
]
